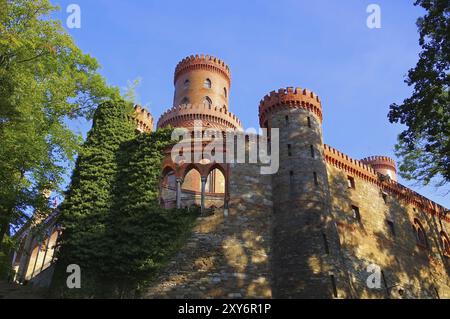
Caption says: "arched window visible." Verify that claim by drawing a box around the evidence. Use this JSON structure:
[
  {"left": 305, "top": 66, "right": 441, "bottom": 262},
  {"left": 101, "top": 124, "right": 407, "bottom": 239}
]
[
  {"left": 205, "top": 168, "right": 225, "bottom": 194},
  {"left": 184, "top": 79, "right": 190, "bottom": 89},
  {"left": 204, "top": 78, "right": 212, "bottom": 89},
  {"left": 182, "top": 168, "right": 202, "bottom": 193},
  {"left": 203, "top": 96, "right": 212, "bottom": 108},
  {"left": 181, "top": 97, "right": 190, "bottom": 105},
  {"left": 440, "top": 231, "right": 450, "bottom": 256},
  {"left": 162, "top": 170, "right": 176, "bottom": 189},
  {"left": 223, "top": 87, "right": 227, "bottom": 97},
  {"left": 413, "top": 219, "right": 427, "bottom": 247}
]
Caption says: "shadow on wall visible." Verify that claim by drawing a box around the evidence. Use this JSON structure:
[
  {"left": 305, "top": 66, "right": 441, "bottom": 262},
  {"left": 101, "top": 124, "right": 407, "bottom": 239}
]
[
  {"left": 328, "top": 169, "right": 450, "bottom": 299},
  {"left": 144, "top": 207, "right": 272, "bottom": 299},
  {"left": 145, "top": 163, "right": 450, "bottom": 299}
]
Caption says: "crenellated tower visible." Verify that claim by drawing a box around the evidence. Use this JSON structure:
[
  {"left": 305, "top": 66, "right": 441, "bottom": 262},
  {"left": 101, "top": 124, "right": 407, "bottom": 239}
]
[
  {"left": 157, "top": 55, "right": 242, "bottom": 211},
  {"left": 361, "top": 156, "right": 397, "bottom": 181},
  {"left": 158, "top": 54, "right": 240, "bottom": 131},
  {"left": 260, "top": 87, "right": 344, "bottom": 298},
  {"left": 133, "top": 105, "right": 154, "bottom": 133}
]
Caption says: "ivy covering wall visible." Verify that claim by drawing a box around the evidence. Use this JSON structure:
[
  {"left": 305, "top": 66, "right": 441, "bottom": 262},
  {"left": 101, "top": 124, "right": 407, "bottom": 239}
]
[{"left": 51, "top": 100, "right": 198, "bottom": 298}]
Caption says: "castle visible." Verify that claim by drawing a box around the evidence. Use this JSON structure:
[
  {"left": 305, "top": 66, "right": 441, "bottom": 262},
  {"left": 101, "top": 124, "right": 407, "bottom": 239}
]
[{"left": 10, "top": 55, "right": 450, "bottom": 299}]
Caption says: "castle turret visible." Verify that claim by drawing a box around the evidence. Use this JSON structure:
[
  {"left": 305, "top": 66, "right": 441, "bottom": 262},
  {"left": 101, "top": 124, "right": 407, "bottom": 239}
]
[
  {"left": 173, "top": 54, "right": 230, "bottom": 111},
  {"left": 260, "top": 87, "right": 340, "bottom": 298},
  {"left": 361, "top": 156, "right": 397, "bottom": 181},
  {"left": 133, "top": 105, "right": 153, "bottom": 133},
  {"left": 158, "top": 54, "right": 241, "bottom": 130},
  {"left": 157, "top": 55, "right": 241, "bottom": 211}
]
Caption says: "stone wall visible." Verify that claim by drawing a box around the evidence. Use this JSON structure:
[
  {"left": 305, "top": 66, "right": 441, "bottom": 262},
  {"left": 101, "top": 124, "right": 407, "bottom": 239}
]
[
  {"left": 145, "top": 161, "right": 272, "bottom": 298},
  {"left": 326, "top": 164, "right": 450, "bottom": 299},
  {"left": 149, "top": 134, "right": 450, "bottom": 299}
]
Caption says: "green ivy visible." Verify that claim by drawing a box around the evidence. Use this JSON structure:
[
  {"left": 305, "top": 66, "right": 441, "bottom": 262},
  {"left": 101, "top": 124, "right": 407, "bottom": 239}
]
[
  {"left": 0, "top": 236, "right": 14, "bottom": 280},
  {"left": 51, "top": 101, "right": 198, "bottom": 298}
]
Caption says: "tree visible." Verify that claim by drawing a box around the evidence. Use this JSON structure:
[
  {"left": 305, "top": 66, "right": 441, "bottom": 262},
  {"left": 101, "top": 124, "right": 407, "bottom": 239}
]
[
  {"left": 0, "top": 0, "right": 120, "bottom": 246},
  {"left": 388, "top": 0, "right": 450, "bottom": 188}
]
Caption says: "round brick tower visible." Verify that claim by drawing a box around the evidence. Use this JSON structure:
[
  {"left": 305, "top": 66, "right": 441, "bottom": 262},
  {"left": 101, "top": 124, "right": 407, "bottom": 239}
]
[
  {"left": 158, "top": 54, "right": 241, "bottom": 130},
  {"left": 260, "top": 87, "right": 339, "bottom": 298},
  {"left": 158, "top": 55, "right": 241, "bottom": 211},
  {"left": 361, "top": 156, "right": 397, "bottom": 181}
]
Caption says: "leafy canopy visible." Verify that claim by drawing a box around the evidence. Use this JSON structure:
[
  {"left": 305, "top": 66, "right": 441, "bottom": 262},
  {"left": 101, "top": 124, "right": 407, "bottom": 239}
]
[
  {"left": 388, "top": 0, "right": 450, "bottom": 188},
  {"left": 0, "top": 0, "right": 120, "bottom": 244}
]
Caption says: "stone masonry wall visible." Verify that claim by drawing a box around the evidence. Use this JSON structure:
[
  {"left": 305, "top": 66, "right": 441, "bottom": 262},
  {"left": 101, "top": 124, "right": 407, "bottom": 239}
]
[
  {"left": 269, "top": 107, "right": 349, "bottom": 299},
  {"left": 145, "top": 162, "right": 272, "bottom": 299},
  {"left": 327, "top": 164, "right": 450, "bottom": 299}
]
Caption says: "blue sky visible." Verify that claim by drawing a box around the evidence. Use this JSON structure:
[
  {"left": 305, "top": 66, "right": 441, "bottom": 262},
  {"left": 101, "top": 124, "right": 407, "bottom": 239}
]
[{"left": 52, "top": 0, "right": 449, "bottom": 207}]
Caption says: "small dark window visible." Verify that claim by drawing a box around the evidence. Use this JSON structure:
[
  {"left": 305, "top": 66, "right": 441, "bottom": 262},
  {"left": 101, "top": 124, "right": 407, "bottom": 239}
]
[
  {"left": 310, "top": 145, "right": 315, "bottom": 158},
  {"left": 307, "top": 116, "right": 312, "bottom": 128},
  {"left": 289, "top": 171, "right": 294, "bottom": 195},
  {"left": 432, "top": 285, "right": 440, "bottom": 299},
  {"left": 351, "top": 205, "right": 360, "bottom": 220},
  {"left": 203, "top": 96, "right": 212, "bottom": 107},
  {"left": 288, "top": 144, "right": 292, "bottom": 156},
  {"left": 382, "top": 191, "right": 388, "bottom": 204},
  {"left": 223, "top": 87, "right": 227, "bottom": 97},
  {"left": 204, "top": 78, "right": 212, "bottom": 89},
  {"left": 330, "top": 275, "right": 338, "bottom": 298},
  {"left": 181, "top": 97, "right": 190, "bottom": 105},
  {"left": 347, "top": 176, "right": 355, "bottom": 189},
  {"left": 322, "top": 233, "right": 330, "bottom": 254},
  {"left": 381, "top": 270, "right": 390, "bottom": 297},
  {"left": 387, "top": 220, "right": 395, "bottom": 237},
  {"left": 285, "top": 115, "right": 289, "bottom": 125},
  {"left": 313, "top": 172, "right": 319, "bottom": 186},
  {"left": 413, "top": 219, "right": 427, "bottom": 247},
  {"left": 440, "top": 231, "right": 450, "bottom": 256},
  {"left": 183, "top": 79, "right": 190, "bottom": 89}
]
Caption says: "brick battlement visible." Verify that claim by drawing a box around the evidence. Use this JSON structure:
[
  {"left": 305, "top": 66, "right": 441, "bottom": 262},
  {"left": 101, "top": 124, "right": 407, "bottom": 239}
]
[
  {"left": 361, "top": 156, "right": 397, "bottom": 170},
  {"left": 259, "top": 87, "right": 322, "bottom": 127},
  {"left": 133, "top": 105, "right": 153, "bottom": 133},
  {"left": 174, "top": 54, "right": 231, "bottom": 85},
  {"left": 157, "top": 103, "right": 242, "bottom": 130},
  {"left": 324, "top": 144, "right": 449, "bottom": 222}
]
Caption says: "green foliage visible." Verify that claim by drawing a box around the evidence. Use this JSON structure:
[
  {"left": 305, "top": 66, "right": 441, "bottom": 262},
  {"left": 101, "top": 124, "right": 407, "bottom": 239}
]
[
  {"left": 52, "top": 101, "right": 198, "bottom": 298},
  {"left": 0, "top": 0, "right": 120, "bottom": 245},
  {"left": 388, "top": 0, "right": 450, "bottom": 188},
  {"left": 107, "top": 129, "right": 198, "bottom": 297},
  {"left": 52, "top": 99, "right": 136, "bottom": 297},
  {"left": 0, "top": 236, "right": 14, "bottom": 280}
]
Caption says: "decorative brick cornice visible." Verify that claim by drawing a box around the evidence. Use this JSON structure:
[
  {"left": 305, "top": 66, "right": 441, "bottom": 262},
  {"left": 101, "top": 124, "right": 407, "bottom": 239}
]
[
  {"left": 324, "top": 144, "right": 449, "bottom": 223},
  {"left": 174, "top": 54, "right": 231, "bottom": 86},
  {"left": 157, "top": 103, "right": 242, "bottom": 130},
  {"left": 259, "top": 87, "right": 322, "bottom": 127},
  {"left": 361, "top": 156, "right": 397, "bottom": 172}
]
